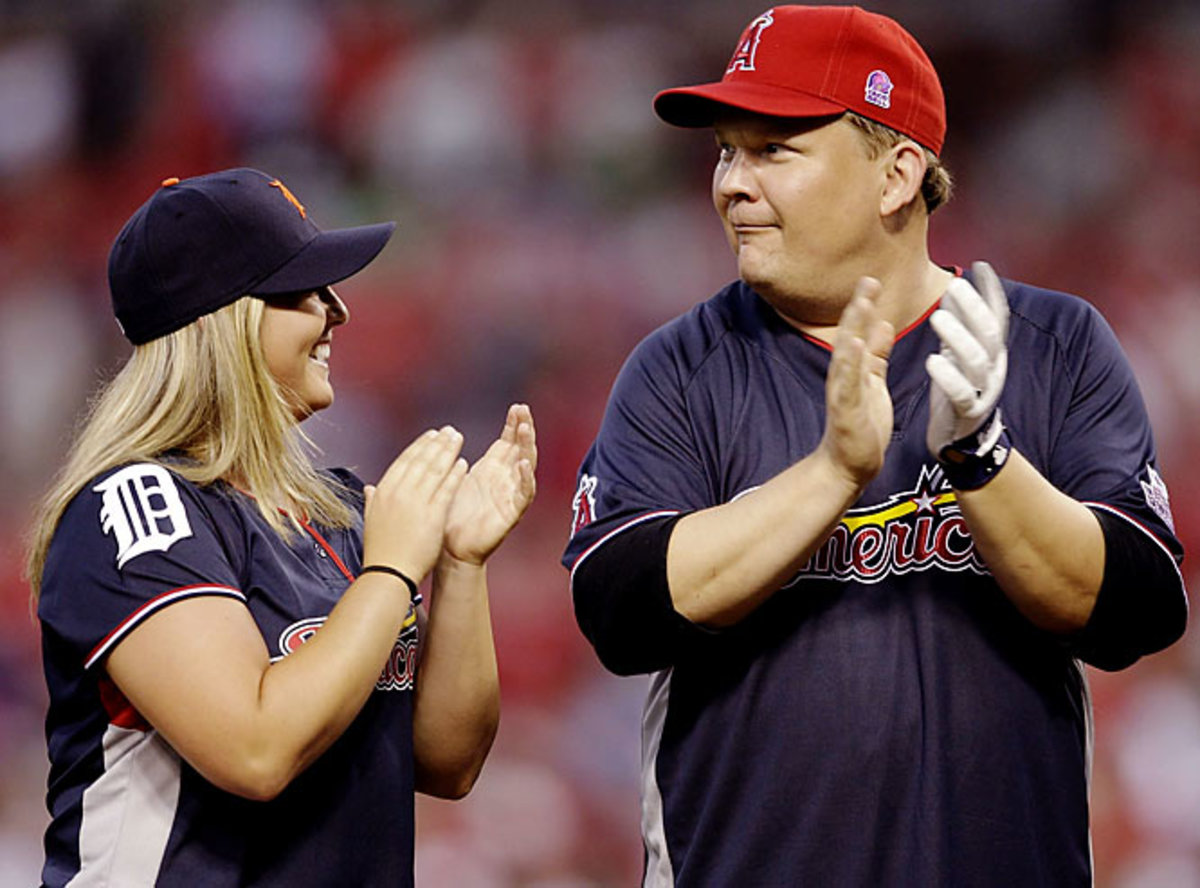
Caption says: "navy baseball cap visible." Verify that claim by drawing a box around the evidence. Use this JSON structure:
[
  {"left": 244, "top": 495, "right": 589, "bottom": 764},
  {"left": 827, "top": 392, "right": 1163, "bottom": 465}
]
[{"left": 108, "top": 168, "right": 396, "bottom": 344}]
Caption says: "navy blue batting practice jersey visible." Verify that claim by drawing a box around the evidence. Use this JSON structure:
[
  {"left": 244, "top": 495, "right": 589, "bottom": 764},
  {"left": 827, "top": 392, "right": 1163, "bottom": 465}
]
[
  {"left": 39, "top": 465, "right": 419, "bottom": 888},
  {"left": 564, "top": 269, "right": 1187, "bottom": 887}
]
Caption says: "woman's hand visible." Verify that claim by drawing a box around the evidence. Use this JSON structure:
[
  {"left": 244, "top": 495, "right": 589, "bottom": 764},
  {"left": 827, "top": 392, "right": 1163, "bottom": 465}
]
[
  {"left": 362, "top": 426, "right": 468, "bottom": 582},
  {"left": 442, "top": 404, "right": 537, "bottom": 566}
]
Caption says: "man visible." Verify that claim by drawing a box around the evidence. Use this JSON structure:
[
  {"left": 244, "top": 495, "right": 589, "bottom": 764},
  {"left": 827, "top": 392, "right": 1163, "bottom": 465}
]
[{"left": 562, "top": 6, "right": 1187, "bottom": 886}]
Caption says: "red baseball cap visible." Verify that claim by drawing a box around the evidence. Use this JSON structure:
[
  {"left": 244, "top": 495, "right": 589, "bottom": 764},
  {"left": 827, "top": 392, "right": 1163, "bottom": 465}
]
[{"left": 654, "top": 5, "right": 946, "bottom": 155}]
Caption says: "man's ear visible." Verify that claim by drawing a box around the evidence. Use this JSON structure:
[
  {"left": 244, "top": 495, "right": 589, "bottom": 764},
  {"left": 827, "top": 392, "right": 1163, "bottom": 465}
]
[{"left": 880, "top": 141, "right": 927, "bottom": 218}]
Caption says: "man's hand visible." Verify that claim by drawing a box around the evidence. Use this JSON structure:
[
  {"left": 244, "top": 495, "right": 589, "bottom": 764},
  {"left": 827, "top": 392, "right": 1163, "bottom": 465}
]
[
  {"left": 820, "top": 277, "right": 895, "bottom": 489},
  {"left": 925, "top": 261, "right": 1009, "bottom": 459}
]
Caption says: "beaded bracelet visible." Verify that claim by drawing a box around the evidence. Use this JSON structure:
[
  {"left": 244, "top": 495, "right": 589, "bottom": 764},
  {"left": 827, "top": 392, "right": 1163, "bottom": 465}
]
[{"left": 359, "top": 564, "right": 422, "bottom": 605}]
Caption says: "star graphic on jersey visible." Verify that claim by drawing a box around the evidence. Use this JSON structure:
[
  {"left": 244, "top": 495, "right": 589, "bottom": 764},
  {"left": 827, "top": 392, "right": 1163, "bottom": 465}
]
[{"left": 912, "top": 490, "right": 939, "bottom": 513}]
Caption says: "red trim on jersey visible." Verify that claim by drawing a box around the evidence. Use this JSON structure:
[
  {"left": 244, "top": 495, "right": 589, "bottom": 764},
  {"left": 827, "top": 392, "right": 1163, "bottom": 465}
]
[
  {"left": 798, "top": 301, "right": 939, "bottom": 351},
  {"left": 97, "top": 674, "right": 151, "bottom": 731},
  {"left": 894, "top": 299, "right": 940, "bottom": 339},
  {"left": 301, "top": 521, "right": 355, "bottom": 581},
  {"left": 799, "top": 265, "right": 966, "bottom": 350},
  {"left": 85, "top": 584, "right": 245, "bottom": 670},
  {"left": 798, "top": 331, "right": 833, "bottom": 351},
  {"left": 236, "top": 487, "right": 354, "bottom": 581}
]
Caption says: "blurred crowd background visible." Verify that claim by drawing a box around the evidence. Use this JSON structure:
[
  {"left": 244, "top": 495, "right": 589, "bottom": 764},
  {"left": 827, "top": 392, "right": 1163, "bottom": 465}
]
[{"left": 0, "top": 0, "right": 1198, "bottom": 885}]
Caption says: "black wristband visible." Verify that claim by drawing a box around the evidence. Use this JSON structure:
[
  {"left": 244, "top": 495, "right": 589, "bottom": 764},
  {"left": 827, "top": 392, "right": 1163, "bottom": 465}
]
[
  {"left": 937, "top": 410, "right": 1011, "bottom": 491},
  {"left": 359, "top": 564, "right": 422, "bottom": 604}
]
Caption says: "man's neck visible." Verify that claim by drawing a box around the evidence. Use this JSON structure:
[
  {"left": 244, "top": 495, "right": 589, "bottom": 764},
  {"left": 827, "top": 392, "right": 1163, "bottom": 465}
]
[{"left": 786, "top": 257, "right": 953, "bottom": 345}]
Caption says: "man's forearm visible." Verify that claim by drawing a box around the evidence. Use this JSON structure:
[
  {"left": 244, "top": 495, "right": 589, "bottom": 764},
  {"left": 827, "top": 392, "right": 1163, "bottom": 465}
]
[
  {"left": 954, "top": 449, "right": 1103, "bottom": 633},
  {"left": 667, "top": 448, "right": 864, "bottom": 628}
]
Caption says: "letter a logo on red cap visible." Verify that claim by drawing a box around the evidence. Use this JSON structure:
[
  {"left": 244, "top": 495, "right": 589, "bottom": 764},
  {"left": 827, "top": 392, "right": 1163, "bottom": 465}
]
[{"left": 726, "top": 9, "right": 775, "bottom": 74}]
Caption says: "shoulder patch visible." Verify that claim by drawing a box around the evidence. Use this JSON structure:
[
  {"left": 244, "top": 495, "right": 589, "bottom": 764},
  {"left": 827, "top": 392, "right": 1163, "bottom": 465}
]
[
  {"left": 571, "top": 473, "right": 598, "bottom": 537},
  {"left": 93, "top": 465, "right": 195, "bottom": 568},
  {"left": 1140, "top": 464, "right": 1176, "bottom": 533}
]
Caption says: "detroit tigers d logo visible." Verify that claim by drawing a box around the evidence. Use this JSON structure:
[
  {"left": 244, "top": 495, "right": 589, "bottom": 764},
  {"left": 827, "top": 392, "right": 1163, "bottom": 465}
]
[{"left": 94, "top": 465, "right": 193, "bottom": 569}]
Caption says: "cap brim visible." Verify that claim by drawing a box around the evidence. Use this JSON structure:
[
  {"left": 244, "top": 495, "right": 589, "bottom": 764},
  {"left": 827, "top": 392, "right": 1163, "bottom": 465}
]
[
  {"left": 252, "top": 221, "right": 396, "bottom": 294},
  {"left": 654, "top": 82, "right": 847, "bottom": 128}
]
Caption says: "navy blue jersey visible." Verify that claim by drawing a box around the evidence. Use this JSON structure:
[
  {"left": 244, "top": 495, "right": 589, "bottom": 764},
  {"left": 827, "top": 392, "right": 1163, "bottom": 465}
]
[
  {"left": 39, "top": 464, "right": 419, "bottom": 888},
  {"left": 564, "top": 271, "right": 1187, "bottom": 887}
]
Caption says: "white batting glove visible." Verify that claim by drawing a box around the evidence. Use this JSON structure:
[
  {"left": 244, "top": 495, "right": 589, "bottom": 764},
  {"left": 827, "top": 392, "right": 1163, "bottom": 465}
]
[{"left": 925, "top": 261, "right": 1011, "bottom": 488}]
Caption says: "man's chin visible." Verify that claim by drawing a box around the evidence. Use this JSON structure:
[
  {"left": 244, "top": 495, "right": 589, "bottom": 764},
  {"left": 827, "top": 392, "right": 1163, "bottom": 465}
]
[{"left": 738, "top": 264, "right": 781, "bottom": 301}]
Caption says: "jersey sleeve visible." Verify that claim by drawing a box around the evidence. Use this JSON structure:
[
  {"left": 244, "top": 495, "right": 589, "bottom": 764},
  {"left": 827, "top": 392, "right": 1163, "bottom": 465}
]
[
  {"left": 38, "top": 464, "right": 246, "bottom": 671},
  {"left": 564, "top": 326, "right": 720, "bottom": 674},
  {"left": 565, "top": 327, "right": 713, "bottom": 560},
  {"left": 1030, "top": 304, "right": 1187, "bottom": 666}
]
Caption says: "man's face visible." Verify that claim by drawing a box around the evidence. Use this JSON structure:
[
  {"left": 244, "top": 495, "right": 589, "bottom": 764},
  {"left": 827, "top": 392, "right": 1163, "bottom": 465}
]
[{"left": 711, "top": 113, "right": 888, "bottom": 326}]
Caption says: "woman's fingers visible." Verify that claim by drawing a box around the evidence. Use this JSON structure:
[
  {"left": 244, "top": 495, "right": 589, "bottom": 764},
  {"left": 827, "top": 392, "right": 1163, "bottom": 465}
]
[{"left": 376, "top": 427, "right": 464, "bottom": 497}]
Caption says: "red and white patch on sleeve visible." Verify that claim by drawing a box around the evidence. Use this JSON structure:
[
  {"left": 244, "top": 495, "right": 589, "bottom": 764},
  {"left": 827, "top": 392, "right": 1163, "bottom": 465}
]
[{"left": 571, "top": 474, "right": 598, "bottom": 537}]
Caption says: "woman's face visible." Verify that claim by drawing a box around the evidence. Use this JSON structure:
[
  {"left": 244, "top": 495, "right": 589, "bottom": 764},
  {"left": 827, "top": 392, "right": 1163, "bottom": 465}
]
[{"left": 259, "top": 287, "right": 349, "bottom": 419}]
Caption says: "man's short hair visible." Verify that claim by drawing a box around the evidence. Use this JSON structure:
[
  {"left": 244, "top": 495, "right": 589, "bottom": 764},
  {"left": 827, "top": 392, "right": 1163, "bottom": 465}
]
[{"left": 844, "top": 112, "right": 953, "bottom": 214}]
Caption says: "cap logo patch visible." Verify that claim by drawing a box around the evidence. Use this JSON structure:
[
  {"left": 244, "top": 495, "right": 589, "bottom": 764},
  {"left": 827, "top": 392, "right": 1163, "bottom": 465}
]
[
  {"left": 269, "top": 179, "right": 307, "bottom": 218},
  {"left": 726, "top": 9, "right": 775, "bottom": 74},
  {"left": 864, "top": 69, "right": 894, "bottom": 109}
]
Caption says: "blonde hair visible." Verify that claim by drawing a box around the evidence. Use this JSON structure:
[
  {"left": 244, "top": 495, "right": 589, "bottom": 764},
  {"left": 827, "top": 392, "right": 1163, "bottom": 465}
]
[
  {"left": 844, "top": 111, "right": 953, "bottom": 213},
  {"left": 26, "top": 296, "right": 355, "bottom": 599}
]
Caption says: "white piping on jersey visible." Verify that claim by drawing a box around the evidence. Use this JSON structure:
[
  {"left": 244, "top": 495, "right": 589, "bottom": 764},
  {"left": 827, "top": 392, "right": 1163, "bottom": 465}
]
[
  {"left": 641, "top": 668, "right": 676, "bottom": 888},
  {"left": 68, "top": 725, "right": 180, "bottom": 886},
  {"left": 1075, "top": 658, "right": 1097, "bottom": 888},
  {"left": 1083, "top": 502, "right": 1189, "bottom": 596},
  {"left": 84, "top": 584, "right": 245, "bottom": 670},
  {"left": 568, "top": 510, "right": 681, "bottom": 583}
]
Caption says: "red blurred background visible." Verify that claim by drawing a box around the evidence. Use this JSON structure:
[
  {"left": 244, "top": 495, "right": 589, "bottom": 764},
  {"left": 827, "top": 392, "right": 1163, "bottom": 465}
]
[{"left": 0, "top": 1, "right": 1197, "bottom": 885}]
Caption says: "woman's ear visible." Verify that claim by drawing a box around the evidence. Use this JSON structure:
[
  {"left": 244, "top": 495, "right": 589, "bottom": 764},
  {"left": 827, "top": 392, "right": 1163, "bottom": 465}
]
[{"left": 880, "top": 141, "right": 927, "bottom": 218}]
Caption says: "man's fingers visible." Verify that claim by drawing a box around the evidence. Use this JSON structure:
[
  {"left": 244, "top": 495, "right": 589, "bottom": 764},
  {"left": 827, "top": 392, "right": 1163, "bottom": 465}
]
[
  {"left": 929, "top": 309, "right": 991, "bottom": 389},
  {"left": 865, "top": 316, "right": 895, "bottom": 367},
  {"left": 971, "top": 260, "right": 1009, "bottom": 342},
  {"left": 831, "top": 277, "right": 886, "bottom": 388},
  {"left": 927, "top": 353, "right": 997, "bottom": 421},
  {"left": 836, "top": 278, "right": 882, "bottom": 341},
  {"left": 942, "top": 278, "right": 1003, "bottom": 360},
  {"left": 926, "top": 353, "right": 978, "bottom": 414}
]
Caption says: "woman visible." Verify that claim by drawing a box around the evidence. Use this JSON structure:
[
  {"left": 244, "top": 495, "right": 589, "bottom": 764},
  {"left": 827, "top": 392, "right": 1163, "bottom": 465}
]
[{"left": 26, "top": 168, "right": 536, "bottom": 887}]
